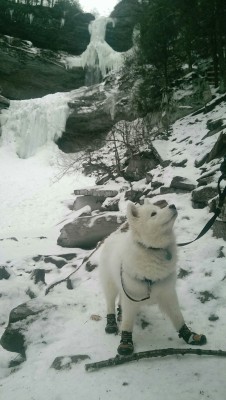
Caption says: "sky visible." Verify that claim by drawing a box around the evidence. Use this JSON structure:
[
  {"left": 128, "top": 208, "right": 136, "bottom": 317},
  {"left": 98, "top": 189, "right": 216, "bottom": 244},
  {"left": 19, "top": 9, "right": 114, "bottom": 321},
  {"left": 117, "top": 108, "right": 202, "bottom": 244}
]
[{"left": 79, "top": 0, "right": 119, "bottom": 16}]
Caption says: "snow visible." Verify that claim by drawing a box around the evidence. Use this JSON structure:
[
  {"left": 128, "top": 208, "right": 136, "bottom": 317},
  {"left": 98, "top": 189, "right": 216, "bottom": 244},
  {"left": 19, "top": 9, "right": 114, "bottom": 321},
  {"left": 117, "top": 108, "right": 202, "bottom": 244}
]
[{"left": 0, "top": 94, "right": 226, "bottom": 400}]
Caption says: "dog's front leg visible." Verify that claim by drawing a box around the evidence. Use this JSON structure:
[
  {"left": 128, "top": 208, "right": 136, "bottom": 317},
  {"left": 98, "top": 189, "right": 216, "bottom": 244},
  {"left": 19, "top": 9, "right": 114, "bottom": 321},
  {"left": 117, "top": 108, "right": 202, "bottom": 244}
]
[
  {"left": 157, "top": 287, "right": 185, "bottom": 331},
  {"left": 157, "top": 288, "right": 207, "bottom": 345}
]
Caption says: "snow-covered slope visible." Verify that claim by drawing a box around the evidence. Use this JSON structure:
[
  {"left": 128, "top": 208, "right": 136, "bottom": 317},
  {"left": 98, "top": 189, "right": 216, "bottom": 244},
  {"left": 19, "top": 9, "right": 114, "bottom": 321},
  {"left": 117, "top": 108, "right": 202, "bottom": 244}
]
[{"left": 0, "top": 95, "right": 226, "bottom": 400}]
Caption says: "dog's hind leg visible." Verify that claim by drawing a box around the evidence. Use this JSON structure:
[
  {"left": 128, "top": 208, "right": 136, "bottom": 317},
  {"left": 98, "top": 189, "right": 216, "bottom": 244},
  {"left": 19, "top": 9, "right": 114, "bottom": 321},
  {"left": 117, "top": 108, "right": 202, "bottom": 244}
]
[
  {"left": 101, "top": 274, "right": 118, "bottom": 334},
  {"left": 117, "top": 297, "right": 139, "bottom": 356}
]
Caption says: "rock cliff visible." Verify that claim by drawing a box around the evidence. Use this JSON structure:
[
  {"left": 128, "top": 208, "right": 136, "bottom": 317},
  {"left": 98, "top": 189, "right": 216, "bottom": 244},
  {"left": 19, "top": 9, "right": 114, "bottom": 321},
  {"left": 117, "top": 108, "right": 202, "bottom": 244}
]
[{"left": 0, "top": 35, "right": 85, "bottom": 99}]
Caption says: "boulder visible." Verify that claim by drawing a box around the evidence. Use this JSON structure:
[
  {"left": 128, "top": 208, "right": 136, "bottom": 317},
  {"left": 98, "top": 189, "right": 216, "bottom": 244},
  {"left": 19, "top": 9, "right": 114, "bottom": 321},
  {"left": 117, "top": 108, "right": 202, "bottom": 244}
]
[
  {"left": 170, "top": 176, "right": 196, "bottom": 192},
  {"left": 192, "top": 186, "right": 218, "bottom": 207},
  {"left": 124, "top": 151, "right": 159, "bottom": 181},
  {"left": 206, "top": 118, "right": 224, "bottom": 131},
  {"left": 0, "top": 301, "right": 46, "bottom": 356},
  {"left": 74, "top": 187, "right": 118, "bottom": 198},
  {"left": 101, "top": 197, "right": 120, "bottom": 212},
  {"left": 57, "top": 212, "right": 126, "bottom": 249},
  {"left": 73, "top": 195, "right": 105, "bottom": 212},
  {"left": 195, "top": 132, "right": 226, "bottom": 167},
  {"left": 125, "top": 189, "right": 144, "bottom": 203}
]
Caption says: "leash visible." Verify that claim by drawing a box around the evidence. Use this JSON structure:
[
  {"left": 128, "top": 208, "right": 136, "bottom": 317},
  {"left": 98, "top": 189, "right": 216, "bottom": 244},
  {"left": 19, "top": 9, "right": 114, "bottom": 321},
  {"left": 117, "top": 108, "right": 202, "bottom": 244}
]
[{"left": 178, "top": 157, "right": 226, "bottom": 247}]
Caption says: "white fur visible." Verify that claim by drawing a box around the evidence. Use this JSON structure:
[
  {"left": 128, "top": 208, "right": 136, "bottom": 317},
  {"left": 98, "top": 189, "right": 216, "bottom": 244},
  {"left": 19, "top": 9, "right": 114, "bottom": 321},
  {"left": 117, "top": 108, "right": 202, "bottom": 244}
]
[{"left": 99, "top": 200, "right": 185, "bottom": 335}]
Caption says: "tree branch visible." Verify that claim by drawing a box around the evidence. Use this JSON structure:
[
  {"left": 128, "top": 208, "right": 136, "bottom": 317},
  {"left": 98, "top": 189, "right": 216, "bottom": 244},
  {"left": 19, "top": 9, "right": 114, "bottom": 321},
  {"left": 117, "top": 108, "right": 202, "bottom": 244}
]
[{"left": 85, "top": 348, "right": 226, "bottom": 372}]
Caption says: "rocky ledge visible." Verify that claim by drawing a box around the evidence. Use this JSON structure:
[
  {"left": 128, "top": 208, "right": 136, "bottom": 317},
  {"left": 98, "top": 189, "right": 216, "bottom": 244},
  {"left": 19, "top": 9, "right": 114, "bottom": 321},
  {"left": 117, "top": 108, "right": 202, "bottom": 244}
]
[{"left": 0, "top": 35, "right": 85, "bottom": 100}]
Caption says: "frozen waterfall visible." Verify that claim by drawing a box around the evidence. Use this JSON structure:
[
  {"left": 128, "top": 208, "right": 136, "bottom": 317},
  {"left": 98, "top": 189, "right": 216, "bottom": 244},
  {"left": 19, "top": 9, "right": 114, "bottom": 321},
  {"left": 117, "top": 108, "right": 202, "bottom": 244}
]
[
  {"left": 0, "top": 92, "right": 70, "bottom": 159},
  {"left": 66, "top": 17, "right": 123, "bottom": 84}
]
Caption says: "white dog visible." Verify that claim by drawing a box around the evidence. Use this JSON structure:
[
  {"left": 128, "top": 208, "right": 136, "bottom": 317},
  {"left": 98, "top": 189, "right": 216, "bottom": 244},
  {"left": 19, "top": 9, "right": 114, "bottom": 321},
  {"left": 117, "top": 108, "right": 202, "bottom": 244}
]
[{"left": 99, "top": 199, "right": 207, "bottom": 355}]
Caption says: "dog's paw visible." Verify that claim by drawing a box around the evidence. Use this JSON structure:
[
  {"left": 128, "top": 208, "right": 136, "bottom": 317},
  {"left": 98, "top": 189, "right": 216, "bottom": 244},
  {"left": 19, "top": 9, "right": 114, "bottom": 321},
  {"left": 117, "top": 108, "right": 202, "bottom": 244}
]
[
  {"left": 117, "top": 331, "right": 134, "bottom": 356},
  {"left": 179, "top": 324, "right": 207, "bottom": 345},
  {"left": 105, "top": 314, "right": 118, "bottom": 334},
  {"left": 117, "top": 342, "right": 134, "bottom": 356}
]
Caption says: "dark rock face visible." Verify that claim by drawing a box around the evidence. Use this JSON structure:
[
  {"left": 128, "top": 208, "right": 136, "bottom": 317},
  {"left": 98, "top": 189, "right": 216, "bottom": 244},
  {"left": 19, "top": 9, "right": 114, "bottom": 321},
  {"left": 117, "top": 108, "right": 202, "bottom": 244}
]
[
  {"left": 0, "top": 35, "right": 85, "bottom": 99},
  {"left": 57, "top": 212, "right": 126, "bottom": 249},
  {"left": 0, "top": 1, "right": 93, "bottom": 55},
  {"left": 58, "top": 81, "right": 133, "bottom": 152},
  {"left": 106, "top": 0, "right": 141, "bottom": 52}
]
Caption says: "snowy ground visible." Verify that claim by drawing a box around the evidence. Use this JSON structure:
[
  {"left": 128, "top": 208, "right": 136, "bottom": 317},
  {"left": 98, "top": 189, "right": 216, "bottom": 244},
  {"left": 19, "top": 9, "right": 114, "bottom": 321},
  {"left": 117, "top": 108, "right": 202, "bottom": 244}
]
[{"left": 0, "top": 99, "right": 226, "bottom": 400}]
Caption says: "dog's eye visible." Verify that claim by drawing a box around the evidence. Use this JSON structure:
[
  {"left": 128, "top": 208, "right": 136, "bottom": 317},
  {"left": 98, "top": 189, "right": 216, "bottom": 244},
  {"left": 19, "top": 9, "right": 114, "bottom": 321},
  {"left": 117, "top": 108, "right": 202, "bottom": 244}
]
[{"left": 151, "top": 212, "right": 157, "bottom": 217}]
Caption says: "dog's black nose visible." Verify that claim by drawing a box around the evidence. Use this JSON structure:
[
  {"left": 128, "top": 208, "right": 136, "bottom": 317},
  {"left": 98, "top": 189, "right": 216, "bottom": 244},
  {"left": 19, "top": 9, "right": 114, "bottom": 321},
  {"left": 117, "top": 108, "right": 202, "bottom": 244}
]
[{"left": 169, "top": 204, "right": 176, "bottom": 210}]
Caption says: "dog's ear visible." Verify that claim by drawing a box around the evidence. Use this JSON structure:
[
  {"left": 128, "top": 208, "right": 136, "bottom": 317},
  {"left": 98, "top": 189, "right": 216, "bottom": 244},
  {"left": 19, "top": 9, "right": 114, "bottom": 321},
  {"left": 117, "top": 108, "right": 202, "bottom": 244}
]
[{"left": 127, "top": 201, "right": 139, "bottom": 219}]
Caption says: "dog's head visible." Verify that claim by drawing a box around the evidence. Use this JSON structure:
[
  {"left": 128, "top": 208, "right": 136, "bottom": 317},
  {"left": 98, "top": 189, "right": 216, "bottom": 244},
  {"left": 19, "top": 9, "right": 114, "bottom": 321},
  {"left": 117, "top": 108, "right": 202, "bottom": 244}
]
[{"left": 126, "top": 199, "right": 177, "bottom": 248}]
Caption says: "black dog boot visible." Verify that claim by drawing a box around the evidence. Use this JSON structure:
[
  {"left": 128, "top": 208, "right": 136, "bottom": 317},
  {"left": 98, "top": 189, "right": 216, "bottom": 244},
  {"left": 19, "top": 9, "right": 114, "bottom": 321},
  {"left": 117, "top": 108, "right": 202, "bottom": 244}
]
[
  {"left": 117, "top": 331, "right": 134, "bottom": 356},
  {"left": 179, "top": 324, "right": 207, "bottom": 345},
  {"left": 105, "top": 314, "right": 118, "bottom": 334}
]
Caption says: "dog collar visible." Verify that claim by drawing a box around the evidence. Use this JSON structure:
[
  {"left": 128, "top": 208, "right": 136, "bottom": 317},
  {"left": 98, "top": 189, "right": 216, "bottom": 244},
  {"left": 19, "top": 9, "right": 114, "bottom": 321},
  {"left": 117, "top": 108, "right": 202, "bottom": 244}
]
[{"left": 137, "top": 242, "right": 172, "bottom": 261}]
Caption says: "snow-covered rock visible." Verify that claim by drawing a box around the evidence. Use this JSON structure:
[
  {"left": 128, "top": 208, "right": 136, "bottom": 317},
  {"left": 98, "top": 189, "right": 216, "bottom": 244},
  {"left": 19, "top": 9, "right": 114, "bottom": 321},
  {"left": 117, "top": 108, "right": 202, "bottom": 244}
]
[{"left": 57, "top": 212, "right": 126, "bottom": 249}]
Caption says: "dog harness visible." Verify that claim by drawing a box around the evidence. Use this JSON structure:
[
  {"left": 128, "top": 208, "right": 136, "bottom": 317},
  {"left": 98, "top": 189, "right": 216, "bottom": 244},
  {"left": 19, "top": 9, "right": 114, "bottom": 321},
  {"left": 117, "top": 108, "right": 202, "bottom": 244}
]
[{"left": 120, "top": 265, "right": 174, "bottom": 303}]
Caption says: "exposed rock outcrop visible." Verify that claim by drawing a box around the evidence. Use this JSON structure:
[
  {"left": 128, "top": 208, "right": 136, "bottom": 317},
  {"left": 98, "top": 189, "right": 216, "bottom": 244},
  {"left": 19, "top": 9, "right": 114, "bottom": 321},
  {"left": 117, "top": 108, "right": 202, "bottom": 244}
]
[
  {"left": 58, "top": 79, "right": 134, "bottom": 152},
  {"left": 106, "top": 0, "right": 141, "bottom": 52},
  {"left": 0, "top": 1, "right": 93, "bottom": 55},
  {"left": 57, "top": 212, "right": 126, "bottom": 249},
  {"left": 0, "top": 35, "right": 86, "bottom": 100}
]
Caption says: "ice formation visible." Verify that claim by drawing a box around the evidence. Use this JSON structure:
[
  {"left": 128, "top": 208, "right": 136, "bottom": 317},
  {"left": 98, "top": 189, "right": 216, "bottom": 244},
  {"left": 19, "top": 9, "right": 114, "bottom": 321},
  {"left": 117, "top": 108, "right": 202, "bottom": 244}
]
[
  {"left": 66, "top": 17, "right": 123, "bottom": 82},
  {"left": 0, "top": 92, "right": 70, "bottom": 159}
]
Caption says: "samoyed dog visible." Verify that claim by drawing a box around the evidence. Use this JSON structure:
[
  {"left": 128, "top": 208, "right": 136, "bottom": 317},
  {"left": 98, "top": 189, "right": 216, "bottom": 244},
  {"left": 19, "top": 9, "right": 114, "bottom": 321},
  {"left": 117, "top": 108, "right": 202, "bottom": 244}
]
[{"left": 99, "top": 199, "right": 207, "bottom": 355}]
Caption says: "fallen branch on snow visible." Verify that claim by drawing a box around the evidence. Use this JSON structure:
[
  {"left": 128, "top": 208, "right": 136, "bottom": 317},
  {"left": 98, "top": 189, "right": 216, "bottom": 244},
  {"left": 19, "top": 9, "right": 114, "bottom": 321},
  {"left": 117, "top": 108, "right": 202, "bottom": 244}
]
[{"left": 85, "top": 348, "right": 226, "bottom": 372}]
